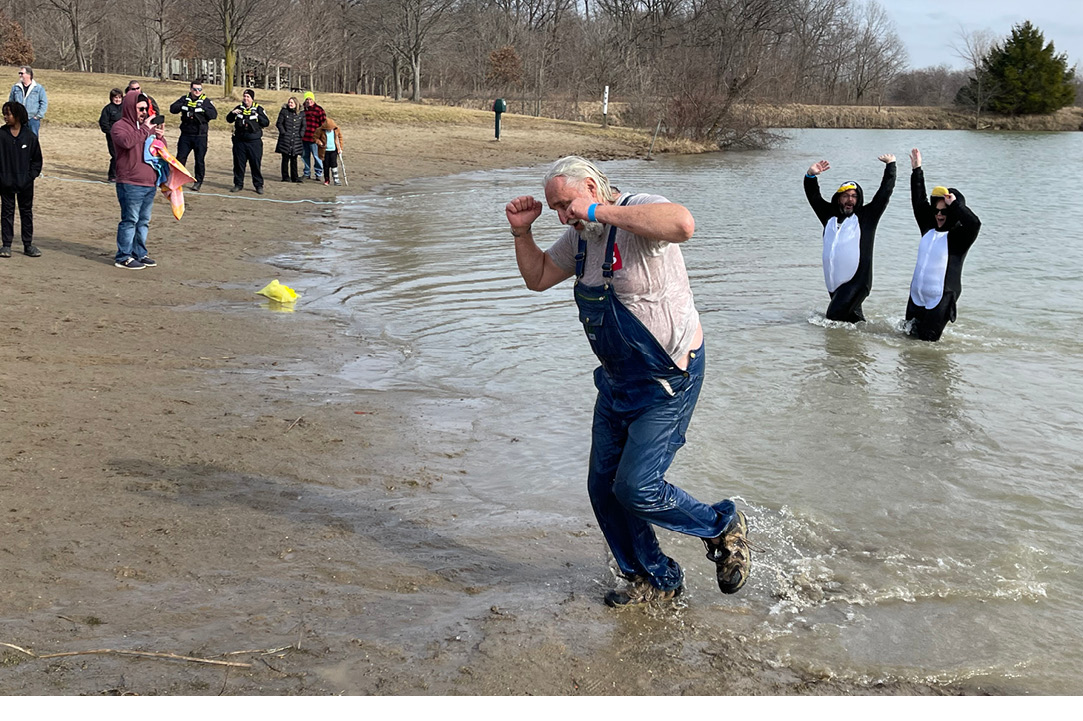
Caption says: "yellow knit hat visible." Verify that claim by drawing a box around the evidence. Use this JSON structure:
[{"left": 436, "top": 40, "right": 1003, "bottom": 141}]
[
  {"left": 930, "top": 186, "right": 949, "bottom": 197},
  {"left": 835, "top": 182, "right": 857, "bottom": 194}
]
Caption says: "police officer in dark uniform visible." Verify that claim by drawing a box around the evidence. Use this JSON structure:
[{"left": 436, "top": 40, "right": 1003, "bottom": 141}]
[
  {"left": 169, "top": 79, "right": 217, "bottom": 192},
  {"left": 225, "top": 89, "right": 269, "bottom": 194}
]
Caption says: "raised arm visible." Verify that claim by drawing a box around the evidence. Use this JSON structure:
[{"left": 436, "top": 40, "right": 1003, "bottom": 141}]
[
  {"left": 864, "top": 154, "right": 896, "bottom": 219},
  {"left": 803, "top": 159, "right": 835, "bottom": 225},
  {"left": 506, "top": 195, "right": 574, "bottom": 292},
  {"left": 910, "top": 149, "right": 935, "bottom": 234}
]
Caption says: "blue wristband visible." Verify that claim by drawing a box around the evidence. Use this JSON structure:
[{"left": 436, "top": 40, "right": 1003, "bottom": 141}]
[
  {"left": 587, "top": 204, "right": 597, "bottom": 222},
  {"left": 805, "top": 173, "right": 816, "bottom": 178}
]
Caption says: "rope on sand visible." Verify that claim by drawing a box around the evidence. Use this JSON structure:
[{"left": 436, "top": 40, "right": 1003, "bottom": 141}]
[{"left": 40, "top": 174, "right": 343, "bottom": 206}]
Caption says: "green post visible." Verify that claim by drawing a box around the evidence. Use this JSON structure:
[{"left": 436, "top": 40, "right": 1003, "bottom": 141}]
[{"left": 493, "top": 98, "right": 507, "bottom": 140}]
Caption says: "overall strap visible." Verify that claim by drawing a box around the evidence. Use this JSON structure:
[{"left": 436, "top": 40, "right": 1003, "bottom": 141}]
[{"left": 574, "top": 193, "right": 637, "bottom": 284}]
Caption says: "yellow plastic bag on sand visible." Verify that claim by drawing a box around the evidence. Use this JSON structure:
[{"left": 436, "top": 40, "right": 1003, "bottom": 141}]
[{"left": 256, "top": 279, "right": 300, "bottom": 304}]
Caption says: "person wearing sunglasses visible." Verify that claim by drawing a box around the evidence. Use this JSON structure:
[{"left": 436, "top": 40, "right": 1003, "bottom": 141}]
[
  {"left": 905, "top": 148, "right": 982, "bottom": 341},
  {"left": 8, "top": 67, "right": 47, "bottom": 137},
  {"left": 804, "top": 153, "right": 897, "bottom": 323},
  {"left": 169, "top": 79, "right": 217, "bottom": 192},
  {"left": 109, "top": 91, "right": 166, "bottom": 270}
]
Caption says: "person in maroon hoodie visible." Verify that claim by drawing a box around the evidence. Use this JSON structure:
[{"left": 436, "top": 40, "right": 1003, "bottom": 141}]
[{"left": 110, "top": 91, "right": 165, "bottom": 270}]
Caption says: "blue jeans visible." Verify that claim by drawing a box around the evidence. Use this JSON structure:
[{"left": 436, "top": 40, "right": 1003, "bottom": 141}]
[
  {"left": 587, "top": 345, "right": 733, "bottom": 591},
  {"left": 28, "top": 118, "right": 40, "bottom": 136},
  {"left": 302, "top": 141, "right": 323, "bottom": 178},
  {"left": 115, "top": 183, "right": 157, "bottom": 263}
]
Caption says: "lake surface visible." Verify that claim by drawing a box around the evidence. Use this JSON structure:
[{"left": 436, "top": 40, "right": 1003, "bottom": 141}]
[{"left": 284, "top": 128, "right": 1083, "bottom": 694}]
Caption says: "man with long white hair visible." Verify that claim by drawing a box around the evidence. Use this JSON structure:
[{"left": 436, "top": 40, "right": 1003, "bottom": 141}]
[{"left": 505, "top": 156, "right": 752, "bottom": 607}]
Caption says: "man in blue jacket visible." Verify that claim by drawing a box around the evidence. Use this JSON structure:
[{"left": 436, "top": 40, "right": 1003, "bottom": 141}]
[{"left": 8, "top": 67, "right": 47, "bottom": 137}]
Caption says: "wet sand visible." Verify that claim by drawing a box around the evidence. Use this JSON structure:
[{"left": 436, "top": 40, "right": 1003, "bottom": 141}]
[{"left": 0, "top": 121, "right": 958, "bottom": 695}]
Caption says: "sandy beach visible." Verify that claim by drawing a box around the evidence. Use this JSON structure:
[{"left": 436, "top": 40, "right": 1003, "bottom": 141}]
[{"left": 0, "top": 109, "right": 962, "bottom": 695}]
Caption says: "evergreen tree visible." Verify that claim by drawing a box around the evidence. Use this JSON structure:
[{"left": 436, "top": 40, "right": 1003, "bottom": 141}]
[{"left": 982, "top": 21, "right": 1076, "bottom": 115}]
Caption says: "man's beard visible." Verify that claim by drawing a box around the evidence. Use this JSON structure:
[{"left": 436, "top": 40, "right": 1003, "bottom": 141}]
[{"left": 576, "top": 220, "right": 606, "bottom": 242}]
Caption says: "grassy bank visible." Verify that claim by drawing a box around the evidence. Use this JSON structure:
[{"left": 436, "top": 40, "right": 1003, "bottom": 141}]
[
  {"left": 733, "top": 102, "right": 1083, "bottom": 131},
  {"left": 3, "top": 66, "right": 713, "bottom": 155}
]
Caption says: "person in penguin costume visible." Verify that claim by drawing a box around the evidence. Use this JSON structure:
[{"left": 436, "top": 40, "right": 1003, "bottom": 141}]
[
  {"left": 905, "top": 147, "right": 982, "bottom": 341},
  {"left": 804, "top": 153, "right": 896, "bottom": 322}
]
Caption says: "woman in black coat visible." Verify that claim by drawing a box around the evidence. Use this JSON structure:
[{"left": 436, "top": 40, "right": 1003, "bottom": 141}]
[
  {"left": 275, "top": 97, "right": 305, "bottom": 183},
  {"left": 98, "top": 88, "right": 124, "bottom": 182},
  {"left": 1, "top": 101, "right": 43, "bottom": 258}
]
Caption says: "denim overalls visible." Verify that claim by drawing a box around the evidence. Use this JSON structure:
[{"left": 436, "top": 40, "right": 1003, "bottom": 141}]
[{"left": 574, "top": 198, "right": 735, "bottom": 592}]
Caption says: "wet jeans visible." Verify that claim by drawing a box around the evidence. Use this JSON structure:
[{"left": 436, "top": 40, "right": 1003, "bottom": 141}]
[{"left": 586, "top": 344, "right": 734, "bottom": 591}]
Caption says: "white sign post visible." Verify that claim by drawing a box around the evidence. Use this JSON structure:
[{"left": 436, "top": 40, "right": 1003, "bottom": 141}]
[{"left": 602, "top": 85, "right": 610, "bottom": 128}]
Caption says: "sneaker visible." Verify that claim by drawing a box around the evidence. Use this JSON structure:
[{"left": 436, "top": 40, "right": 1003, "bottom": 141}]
[
  {"left": 192, "top": 181, "right": 202, "bottom": 192},
  {"left": 334, "top": 180, "right": 341, "bottom": 186},
  {"left": 604, "top": 577, "right": 684, "bottom": 608},
  {"left": 24, "top": 245, "right": 42, "bottom": 257},
  {"left": 139, "top": 256, "right": 157, "bottom": 267},
  {"left": 323, "top": 179, "right": 330, "bottom": 186},
  {"left": 0, "top": 246, "right": 10, "bottom": 258},
  {"left": 292, "top": 179, "right": 304, "bottom": 184},
  {"left": 255, "top": 187, "right": 264, "bottom": 195},
  {"left": 704, "top": 510, "right": 751, "bottom": 594},
  {"left": 115, "top": 257, "right": 145, "bottom": 270},
  {"left": 230, "top": 186, "right": 242, "bottom": 192}
]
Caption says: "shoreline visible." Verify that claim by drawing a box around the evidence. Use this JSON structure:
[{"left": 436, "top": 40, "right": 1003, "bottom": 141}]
[{"left": 0, "top": 120, "right": 979, "bottom": 695}]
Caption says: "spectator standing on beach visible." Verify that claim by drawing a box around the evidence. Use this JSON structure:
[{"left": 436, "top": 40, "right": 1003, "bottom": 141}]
[
  {"left": 226, "top": 89, "right": 269, "bottom": 194},
  {"left": 504, "top": 156, "right": 753, "bottom": 607},
  {"left": 275, "top": 96, "right": 305, "bottom": 183},
  {"left": 315, "top": 117, "right": 343, "bottom": 186},
  {"left": 99, "top": 88, "right": 124, "bottom": 182},
  {"left": 125, "top": 81, "right": 160, "bottom": 115},
  {"left": 8, "top": 66, "right": 47, "bottom": 136},
  {"left": 0, "top": 101, "right": 43, "bottom": 258},
  {"left": 110, "top": 91, "right": 164, "bottom": 270},
  {"left": 169, "top": 79, "right": 218, "bottom": 192},
  {"left": 301, "top": 91, "right": 326, "bottom": 180}
]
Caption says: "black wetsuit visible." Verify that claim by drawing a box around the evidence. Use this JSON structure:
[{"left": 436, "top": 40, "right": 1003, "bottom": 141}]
[
  {"left": 804, "top": 162, "right": 896, "bottom": 322},
  {"left": 906, "top": 170, "right": 981, "bottom": 341}
]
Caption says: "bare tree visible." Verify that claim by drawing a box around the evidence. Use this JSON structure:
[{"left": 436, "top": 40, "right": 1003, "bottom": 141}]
[
  {"left": 847, "top": 0, "right": 906, "bottom": 105},
  {"left": 379, "top": 0, "right": 459, "bottom": 102},
  {"left": 44, "top": 0, "right": 106, "bottom": 71},
  {"left": 951, "top": 26, "right": 998, "bottom": 128},
  {"left": 194, "top": 0, "right": 277, "bottom": 96},
  {"left": 141, "top": 0, "right": 185, "bottom": 80}
]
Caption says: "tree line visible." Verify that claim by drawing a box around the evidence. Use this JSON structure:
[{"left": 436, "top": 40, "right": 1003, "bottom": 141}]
[{"left": 2, "top": 1, "right": 1078, "bottom": 145}]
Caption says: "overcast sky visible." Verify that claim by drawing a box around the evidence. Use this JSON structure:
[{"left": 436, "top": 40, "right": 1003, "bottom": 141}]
[{"left": 885, "top": 1, "right": 1083, "bottom": 71}]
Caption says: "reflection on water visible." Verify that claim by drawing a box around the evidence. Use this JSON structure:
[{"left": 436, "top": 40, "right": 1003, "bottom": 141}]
[{"left": 278, "top": 129, "right": 1083, "bottom": 694}]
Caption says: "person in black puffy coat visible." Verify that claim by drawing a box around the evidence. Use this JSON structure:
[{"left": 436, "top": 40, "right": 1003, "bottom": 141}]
[{"left": 275, "top": 97, "right": 305, "bottom": 183}]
